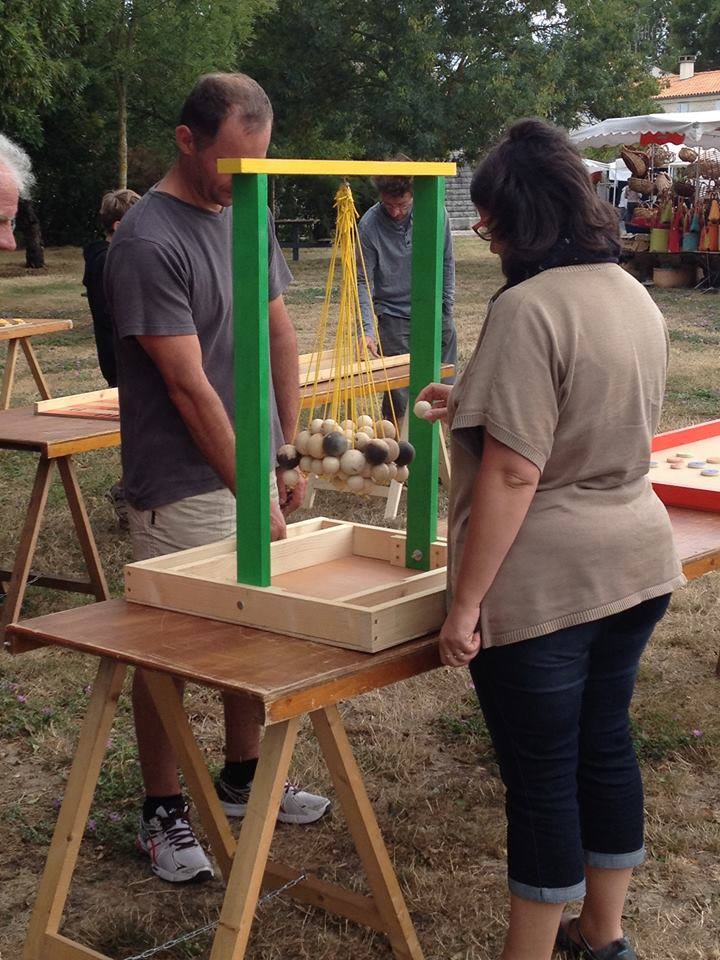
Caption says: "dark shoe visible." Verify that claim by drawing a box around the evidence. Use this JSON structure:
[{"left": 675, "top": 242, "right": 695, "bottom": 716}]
[{"left": 556, "top": 917, "right": 637, "bottom": 959}]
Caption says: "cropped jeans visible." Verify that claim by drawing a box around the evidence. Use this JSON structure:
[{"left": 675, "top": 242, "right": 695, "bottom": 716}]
[{"left": 469, "top": 594, "right": 671, "bottom": 903}]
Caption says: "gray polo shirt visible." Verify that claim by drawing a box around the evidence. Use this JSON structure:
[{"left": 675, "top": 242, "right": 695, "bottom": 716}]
[{"left": 105, "top": 189, "right": 291, "bottom": 511}]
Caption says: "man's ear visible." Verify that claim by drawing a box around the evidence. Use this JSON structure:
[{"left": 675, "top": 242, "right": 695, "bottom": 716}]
[{"left": 175, "top": 124, "right": 195, "bottom": 156}]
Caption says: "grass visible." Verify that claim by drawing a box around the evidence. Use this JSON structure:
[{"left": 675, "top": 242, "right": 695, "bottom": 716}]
[{"left": 0, "top": 242, "right": 719, "bottom": 960}]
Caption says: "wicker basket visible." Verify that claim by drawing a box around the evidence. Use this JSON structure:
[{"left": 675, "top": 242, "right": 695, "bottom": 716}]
[
  {"left": 628, "top": 176, "right": 655, "bottom": 195},
  {"left": 655, "top": 172, "right": 673, "bottom": 193},
  {"left": 647, "top": 143, "right": 673, "bottom": 167},
  {"left": 678, "top": 147, "right": 698, "bottom": 163},
  {"left": 653, "top": 266, "right": 695, "bottom": 289},
  {"left": 673, "top": 179, "right": 696, "bottom": 198},
  {"left": 622, "top": 148, "right": 648, "bottom": 178},
  {"left": 699, "top": 159, "right": 720, "bottom": 181}
]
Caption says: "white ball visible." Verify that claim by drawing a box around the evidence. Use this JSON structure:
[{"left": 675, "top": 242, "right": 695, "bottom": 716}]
[
  {"left": 323, "top": 456, "right": 340, "bottom": 475},
  {"left": 396, "top": 465, "right": 409, "bottom": 483},
  {"left": 354, "top": 432, "right": 370, "bottom": 450},
  {"left": 299, "top": 456, "right": 313, "bottom": 473},
  {"left": 295, "top": 430, "right": 311, "bottom": 455},
  {"left": 374, "top": 419, "right": 397, "bottom": 440},
  {"left": 385, "top": 438, "right": 400, "bottom": 462},
  {"left": 340, "top": 419, "right": 355, "bottom": 432},
  {"left": 358, "top": 425, "right": 375, "bottom": 438},
  {"left": 361, "top": 464, "right": 373, "bottom": 478},
  {"left": 371, "top": 463, "right": 390, "bottom": 483},
  {"left": 310, "top": 458, "right": 324, "bottom": 475},
  {"left": 307, "top": 432, "right": 325, "bottom": 459},
  {"left": 387, "top": 462, "right": 398, "bottom": 481},
  {"left": 343, "top": 429, "right": 355, "bottom": 442},
  {"left": 340, "top": 449, "right": 366, "bottom": 476},
  {"left": 309, "top": 418, "right": 324, "bottom": 434},
  {"left": 344, "top": 475, "right": 364, "bottom": 492},
  {"left": 321, "top": 419, "right": 339, "bottom": 435},
  {"left": 357, "top": 414, "right": 374, "bottom": 428},
  {"left": 282, "top": 469, "right": 299, "bottom": 488},
  {"left": 414, "top": 399, "right": 432, "bottom": 419}
]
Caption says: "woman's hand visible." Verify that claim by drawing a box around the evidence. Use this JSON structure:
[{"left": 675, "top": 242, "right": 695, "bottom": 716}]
[
  {"left": 416, "top": 382, "right": 452, "bottom": 425},
  {"left": 439, "top": 602, "right": 482, "bottom": 667}
]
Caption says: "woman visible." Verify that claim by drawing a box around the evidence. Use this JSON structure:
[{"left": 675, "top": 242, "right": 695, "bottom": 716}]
[{"left": 418, "top": 119, "right": 683, "bottom": 960}]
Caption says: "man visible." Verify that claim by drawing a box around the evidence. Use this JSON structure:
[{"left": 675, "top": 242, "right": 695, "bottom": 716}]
[
  {"left": 0, "top": 133, "right": 34, "bottom": 252},
  {"left": 357, "top": 159, "right": 457, "bottom": 419},
  {"left": 105, "top": 73, "right": 329, "bottom": 885}
]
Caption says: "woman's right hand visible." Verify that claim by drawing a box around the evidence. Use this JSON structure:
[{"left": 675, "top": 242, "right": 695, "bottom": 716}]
[{"left": 416, "top": 382, "right": 452, "bottom": 425}]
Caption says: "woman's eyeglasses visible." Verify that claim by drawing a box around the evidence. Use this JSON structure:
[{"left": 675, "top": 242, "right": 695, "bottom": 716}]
[{"left": 471, "top": 218, "right": 493, "bottom": 241}]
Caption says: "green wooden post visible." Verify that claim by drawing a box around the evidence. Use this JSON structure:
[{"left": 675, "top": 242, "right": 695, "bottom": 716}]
[
  {"left": 405, "top": 176, "right": 444, "bottom": 570},
  {"left": 232, "top": 173, "right": 271, "bottom": 586}
]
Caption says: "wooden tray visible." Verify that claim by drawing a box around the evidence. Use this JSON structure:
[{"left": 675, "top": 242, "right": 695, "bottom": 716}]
[
  {"left": 651, "top": 419, "right": 720, "bottom": 513},
  {"left": 125, "top": 518, "right": 447, "bottom": 652},
  {"left": 35, "top": 388, "right": 119, "bottom": 420}
]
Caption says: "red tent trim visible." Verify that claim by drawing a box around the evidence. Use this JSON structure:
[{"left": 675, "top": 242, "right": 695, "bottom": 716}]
[{"left": 639, "top": 131, "right": 685, "bottom": 146}]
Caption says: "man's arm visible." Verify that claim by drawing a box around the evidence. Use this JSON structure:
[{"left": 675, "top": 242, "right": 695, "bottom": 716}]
[
  {"left": 137, "top": 332, "right": 286, "bottom": 539},
  {"left": 268, "top": 294, "right": 299, "bottom": 442},
  {"left": 356, "top": 222, "right": 379, "bottom": 353},
  {"left": 442, "top": 214, "right": 455, "bottom": 321}
]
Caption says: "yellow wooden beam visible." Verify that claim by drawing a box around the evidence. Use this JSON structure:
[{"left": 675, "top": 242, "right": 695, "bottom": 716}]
[{"left": 217, "top": 158, "right": 456, "bottom": 177}]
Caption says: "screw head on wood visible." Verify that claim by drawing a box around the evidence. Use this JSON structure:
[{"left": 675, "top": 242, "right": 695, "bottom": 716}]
[
  {"left": 412, "top": 549, "right": 423, "bottom": 562},
  {"left": 236, "top": 600, "right": 245, "bottom": 610}
]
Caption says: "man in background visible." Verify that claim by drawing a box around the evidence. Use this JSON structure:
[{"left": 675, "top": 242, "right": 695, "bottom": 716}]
[
  {"left": 0, "top": 133, "right": 34, "bottom": 252},
  {"left": 357, "top": 159, "right": 456, "bottom": 420}
]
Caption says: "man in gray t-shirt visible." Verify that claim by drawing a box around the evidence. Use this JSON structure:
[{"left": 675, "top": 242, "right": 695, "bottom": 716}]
[{"left": 104, "top": 73, "right": 329, "bottom": 887}]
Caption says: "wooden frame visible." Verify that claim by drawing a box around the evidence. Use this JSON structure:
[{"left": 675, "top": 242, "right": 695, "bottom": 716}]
[
  {"left": 1, "top": 318, "right": 73, "bottom": 409},
  {"left": 126, "top": 518, "right": 447, "bottom": 652},
  {"left": 652, "top": 419, "right": 720, "bottom": 513}
]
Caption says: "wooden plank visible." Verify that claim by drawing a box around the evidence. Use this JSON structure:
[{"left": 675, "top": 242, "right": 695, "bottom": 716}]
[
  {"left": 336, "top": 568, "right": 446, "bottom": 604},
  {"left": 35, "top": 388, "right": 118, "bottom": 414},
  {"left": 22, "top": 660, "right": 126, "bottom": 960},
  {"left": 271, "top": 523, "right": 354, "bottom": 575},
  {"left": 1, "top": 337, "right": 20, "bottom": 408},
  {"left": 311, "top": 706, "right": 425, "bottom": 960},
  {"left": 272, "top": 555, "right": 416, "bottom": 601},
  {"left": 42, "top": 933, "right": 111, "bottom": 960},
  {"left": 233, "top": 172, "right": 271, "bottom": 587},
  {"left": 218, "top": 158, "right": 456, "bottom": 177},
  {"left": 0, "top": 318, "right": 73, "bottom": 341},
  {"left": 56, "top": 457, "right": 110, "bottom": 602},
  {"left": 371, "top": 588, "right": 448, "bottom": 652},
  {"left": 21, "top": 338, "right": 52, "bottom": 400},
  {"left": 209, "top": 718, "right": 300, "bottom": 960}
]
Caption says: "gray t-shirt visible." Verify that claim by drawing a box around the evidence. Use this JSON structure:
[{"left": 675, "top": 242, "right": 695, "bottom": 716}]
[{"left": 105, "top": 189, "right": 291, "bottom": 510}]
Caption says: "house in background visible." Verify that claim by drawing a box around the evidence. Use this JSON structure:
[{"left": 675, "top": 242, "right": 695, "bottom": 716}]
[{"left": 654, "top": 56, "right": 720, "bottom": 113}]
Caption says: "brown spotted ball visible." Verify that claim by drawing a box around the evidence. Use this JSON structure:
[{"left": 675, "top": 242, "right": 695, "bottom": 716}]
[
  {"left": 365, "top": 439, "right": 389, "bottom": 465},
  {"left": 277, "top": 444, "right": 300, "bottom": 469},
  {"left": 395, "top": 441, "right": 416, "bottom": 467},
  {"left": 340, "top": 449, "right": 366, "bottom": 476},
  {"left": 322, "top": 432, "right": 349, "bottom": 457}
]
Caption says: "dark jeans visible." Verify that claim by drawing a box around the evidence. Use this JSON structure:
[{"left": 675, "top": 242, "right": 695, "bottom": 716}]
[{"left": 469, "top": 594, "right": 671, "bottom": 903}]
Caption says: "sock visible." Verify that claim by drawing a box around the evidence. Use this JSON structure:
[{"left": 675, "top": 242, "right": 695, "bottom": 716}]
[
  {"left": 221, "top": 758, "right": 258, "bottom": 789},
  {"left": 143, "top": 793, "right": 184, "bottom": 820}
]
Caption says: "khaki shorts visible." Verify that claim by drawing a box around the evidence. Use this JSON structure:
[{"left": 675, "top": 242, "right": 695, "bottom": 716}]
[{"left": 128, "top": 475, "right": 279, "bottom": 562}]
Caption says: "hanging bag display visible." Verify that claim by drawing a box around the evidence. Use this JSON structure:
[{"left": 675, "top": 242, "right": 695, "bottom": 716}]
[{"left": 668, "top": 207, "right": 683, "bottom": 253}]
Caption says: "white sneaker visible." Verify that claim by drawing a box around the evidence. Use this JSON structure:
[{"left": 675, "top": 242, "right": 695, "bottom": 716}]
[
  {"left": 216, "top": 775, "right": 330, "bottom": 824},
  {"left": 137, "top": 804, "right": 214, "bottom": 883}
]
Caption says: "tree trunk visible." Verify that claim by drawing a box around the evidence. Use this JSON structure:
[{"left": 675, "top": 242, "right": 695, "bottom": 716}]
[
  {"left": 117, "top": 74, "right": 128, "bottom": 189},
  {"left": 16, "top": 199, "right": 45, "bottom": 269}
]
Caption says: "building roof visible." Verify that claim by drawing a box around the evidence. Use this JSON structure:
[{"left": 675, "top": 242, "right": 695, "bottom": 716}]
[{"left": 655, "top": 70, "right": 720, "bottom": 100}]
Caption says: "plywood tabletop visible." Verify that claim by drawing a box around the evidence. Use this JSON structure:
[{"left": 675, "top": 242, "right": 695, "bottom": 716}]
[
  {"left": 5, "top": 599, "right": 441, "bottom": 722},
  {"left": 0, "top": 405, "right": 120, "bottom": 456},
  {"left": 0, "top": 318, "right": 73, "bottom": 341}
]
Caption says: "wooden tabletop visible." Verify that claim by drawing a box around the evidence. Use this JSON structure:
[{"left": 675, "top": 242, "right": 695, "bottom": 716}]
[
  {"left": 5, "top": 599, "right": 440, "bottom": 724},
  {"left": 667, "top": 505, "right": 720, "bottom": 578},
  {"left": 0, "top": 405, "right": 120, "bottom": 457},
  {"left": 0, "top": 318, "right": 73, "bottom": 341}
]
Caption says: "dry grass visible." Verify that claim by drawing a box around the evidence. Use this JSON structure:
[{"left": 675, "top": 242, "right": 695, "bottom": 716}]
[{"left": 0, "top": 243, "right": 719, "bottom": 960}]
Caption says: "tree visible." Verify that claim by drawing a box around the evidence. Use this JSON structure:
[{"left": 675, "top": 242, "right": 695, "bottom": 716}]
[{"left": 662, "top": 0, "right": 720, "bottom": 71}]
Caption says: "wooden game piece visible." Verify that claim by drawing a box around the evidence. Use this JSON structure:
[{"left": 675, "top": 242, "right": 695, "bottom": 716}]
[
  {"left": 311, "top": 458, "right": 324, "bottom": 475},
  {"left": 384, "top": 438, "right": 400, "bottom": 462},
  {"left": 676, "top": 452, "right": 693, "bottom": 458},
  {"left": 354, "top": 432, "right": 370, "bottom": 449},
  {"left": 295, "top": 430, "right": 311, "bottom": 455},
  {"left": 346, "top": 475, "right": 365, "bottom": 492},
  {"left": 666, "top": 456, "right": 683, "bottom": 463},
  {"left": 688, "top": 461, "right": 706, "bottom": 469},
  {"left": 374, "top": 419, "right": 397, "bottom": 440},
  {"left": 299, "top": 456, "right": 313, "bottom": 473},
  {"left": 701, "top": 469, "right": 720, "bottom": 477},
  {"left": 322, "top": 456, "right": 341, "bottom": 475},
  {"left": 323, "top": 432, "right": 348, "bottom": 457},
  {"left": 307, "top": 433, "right": 326, "bottom": 459},
  {"left": 282, "top": 469, "right": 300, "bottom": 488},
  {"left": 387, "top": 462, "right": 398, "bottom": 481},
  {"left": 358, "top": 425, "right": 375, "bottom": 438},
  {"left": 707, "top": 457, "right": 720, "bottom": 464},
  {"left": 365, "top": 440, "right": 389, "bottom": 465},
  {"left": 371, "top": 463, "right": 391, "bottom": 484},
  {"left": 277, "top": 444, "right": 300, "bottom": 469},
  {"left": 309, "top": 418, "right": 324, "bottom": 434},
  {"left": 396, "top": 441, "right": 416, "bottom": 467},
  {"left": 357, "top": 415, "right": 373, "bottom": 428},
  {"left": 340, "top": 449, "right": 366, "bottom": 476},
  {"left": 321, "top": 419, "right": 340, "bottom": 435},
  {"left": 340, "top": 420, "right": 356, "bottom": 432},
  {"left": 413, "top": 400, "right": 432, "bottom": 419},
  {"left": 670, "top": 462, "right": 685, "bottom": 469},
  {"left": 396, "top": 465, "right": 410, "bottom": 483}
]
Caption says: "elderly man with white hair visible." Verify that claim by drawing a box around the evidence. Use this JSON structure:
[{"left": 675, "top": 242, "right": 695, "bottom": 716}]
[{"left": 0, "top": 133, "right": 35, "bottom": 251}]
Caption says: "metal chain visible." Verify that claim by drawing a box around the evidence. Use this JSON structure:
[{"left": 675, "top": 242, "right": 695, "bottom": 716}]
[{"left": 122, "top": 872, "right": 307, "bottom": 960}]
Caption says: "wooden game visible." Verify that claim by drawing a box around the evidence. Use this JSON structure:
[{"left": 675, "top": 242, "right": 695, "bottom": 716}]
[
  {"left": 126, "top": 517, "right": 447, "bottom": 652},
  {"left": 35, "top": 387, "right": 119, "bottom": 420},
  {"left": 651, "top": 419, "right": 720, "bottom": 513}
]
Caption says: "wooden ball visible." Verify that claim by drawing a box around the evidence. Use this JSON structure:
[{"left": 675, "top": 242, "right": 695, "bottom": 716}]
[
  {"left": 322, "top": 456, "right": 340, "bottom": 475},
  {"left": 277, "top": 443, "right": 300, "bottom": 469},
  {"left": 346, "top": 475, "right": 365, "bottom": 493},
  {"left": 358, "top": 425, "right": 375, "bottom": 438},
  {"left": 309, "top": 418, "right": 324, "bottom": 434},
  {"left": 343, "top": 429, "right": 355, "bottom": 442},
  {"left": 365, "top": 439, "right": 389, "bottom": 465},
  {"left": 371, "top": 463, "right": 390, "bottom": 483},
  {"left": 374, "top": 419, "right": 397, "bottom": 440},
  {"left": 396, "top": 465, "right": 409, "bottom": 483},
  {"left": 340, "top": 449, "right": 366, "bottom": 476},
  {"left": 414, "top": 400, "right": 432, "bottom": 419},
  {"left": 282, "top": 469, "right": 299, "bottom": 488},
  {"left": 361, "top": 464, "right": 373, "bottom": 478},
  {"left": 307, "top": 433, "right": 326, "bottom": 459},
  {"left": 299, "top": 456, "right": 313, "bottom": 473},
  {"left": 385, "top": 438, "right": 400, "bottom": 462},
  {"left": 357, "top": 415, "right": 374, "bottom": 428},
  {"left": 363, "top": 478, "right": 376, "bottom": 492},
  {"left": 354, "top": 432, "right": 370, "bottom": 450},
  {"left": 395, "top": 441, "right": 416, "bottom": 467},
  {"left": 294, "top": 430, "right": 311, "bottom": 455},
  {"left": 387, "top": 462, "right": 398, "bottom": 481},
  {"left": 340, "top": 419, "right": 356, "bottom": 432},
  {"left": 322, "top": 432, "right": 348, "bottom": 457},
  {"left": 321, "top": 419, "right": 339, "bottom": 435},
  {"left": 310, "top": 458, "right": 324, "bottom": 475}
]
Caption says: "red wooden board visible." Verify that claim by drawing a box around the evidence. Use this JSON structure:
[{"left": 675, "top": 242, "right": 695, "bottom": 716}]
[{"left": 651, "top": 420, "right": 720, "bottom": 513}]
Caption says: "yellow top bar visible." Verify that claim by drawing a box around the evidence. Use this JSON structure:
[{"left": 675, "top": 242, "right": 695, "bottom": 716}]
[{"left": 217, "top": 158, "right": 456, "bottom": 176}]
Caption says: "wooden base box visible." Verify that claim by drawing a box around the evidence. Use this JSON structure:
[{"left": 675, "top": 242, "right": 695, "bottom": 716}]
[{"left": 125, "top": 518, "right": 447, "bottom": 652}]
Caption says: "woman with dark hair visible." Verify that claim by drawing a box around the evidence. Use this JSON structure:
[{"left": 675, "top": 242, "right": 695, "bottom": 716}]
[{"left": 418, "top": 118, "right": 683, "bottom": 960}]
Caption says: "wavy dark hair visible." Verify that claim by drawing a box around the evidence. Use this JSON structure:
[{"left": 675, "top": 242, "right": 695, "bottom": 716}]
[{"left": 470, "top": 118, "right": 620, "bottom": 288}]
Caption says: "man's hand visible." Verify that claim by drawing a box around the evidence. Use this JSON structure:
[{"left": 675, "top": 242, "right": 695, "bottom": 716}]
[
  {"left": 364, "top": 335, "right": 379, "bottom": 358},
  {"left": 276, "top": 468, "right": 306, "bottom": 516},
  {"left": 416, "top": 381, "right": 452, "bottom": 425},
  {"left": 439, "top": 601, "right": 482, "bottom": 667},
  {"left": 270, "top": 500, "right": 287, "bottom": 541}
]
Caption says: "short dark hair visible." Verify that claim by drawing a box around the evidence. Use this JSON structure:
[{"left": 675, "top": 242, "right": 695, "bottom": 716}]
[
  {"left": 179, "top": 73, "right": 273, "bottom": 146},
  {"left": 373, "top": 153, "right": 413, "bottom": 198},
  {"left": 470, "top": 118, "right": 620, "bottom": 287}
]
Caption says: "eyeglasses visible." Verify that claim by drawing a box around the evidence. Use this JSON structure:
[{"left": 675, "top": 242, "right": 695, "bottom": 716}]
[
  {"left": 471, "top": 217, "right": 493, "bottom": 241},
  {"left": 0, "top": 216, "right": 17, "bottom": 231}
]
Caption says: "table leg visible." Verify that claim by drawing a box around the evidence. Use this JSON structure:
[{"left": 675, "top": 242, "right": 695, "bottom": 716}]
[
  {"left": 209, "top": 717, "right": 300, "bottom": 960},
  {"left": 20, "top": 337, "right": 52, "bottom": 400},
  {"left": 1, "top": 337, "right": 20, "bottom": 408},
  {"left": 0, "top": 457, "right": 54, "bottom": 634},
  {"left": 23, "top": 659, "right": 126, "bottom": 960},
  {"left": 311, "top": 705, "right": 425, "bottom": 960},
  {"left": 56, "top": 457, "right": 110, "bottom": 602}
]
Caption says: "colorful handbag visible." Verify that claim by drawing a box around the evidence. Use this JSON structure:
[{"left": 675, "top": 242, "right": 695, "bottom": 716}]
[
  {"left": 650, "top": 227, "right": 670, "bottom": 252},
  {"left": 682, "top": 213, "right": 699, "bottom": 251},
  {"left": 668, "top": 208, "right": 683, "bottom": 253}
]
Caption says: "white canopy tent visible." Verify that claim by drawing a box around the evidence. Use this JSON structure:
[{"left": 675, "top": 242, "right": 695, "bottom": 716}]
[{"left": 570, "top": 111, "right": 720, "bottom": 149}]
